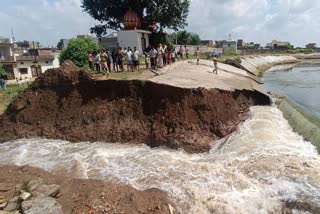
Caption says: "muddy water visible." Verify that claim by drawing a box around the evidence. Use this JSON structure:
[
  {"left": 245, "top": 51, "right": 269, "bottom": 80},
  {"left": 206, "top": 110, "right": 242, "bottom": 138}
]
[{"left": 1, "top": 106, "right": 320, "bottom": 213}]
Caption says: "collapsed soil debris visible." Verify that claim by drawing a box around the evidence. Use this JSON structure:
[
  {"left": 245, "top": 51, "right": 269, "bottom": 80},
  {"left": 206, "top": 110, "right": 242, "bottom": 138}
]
[{"left": 0, "top": 164, "right": 176, "bottom": 214}]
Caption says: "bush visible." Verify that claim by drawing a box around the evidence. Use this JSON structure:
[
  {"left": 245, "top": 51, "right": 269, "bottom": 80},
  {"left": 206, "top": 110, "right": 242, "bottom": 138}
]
[
  {"left": 59, "top": 37, "right": 99, "bottom": 68},
  {"left": 0, "top": 64, "right": 7, "bottom": 79},
  {"left": 287, "top": 48, "right": 314, "bottom": 54}
]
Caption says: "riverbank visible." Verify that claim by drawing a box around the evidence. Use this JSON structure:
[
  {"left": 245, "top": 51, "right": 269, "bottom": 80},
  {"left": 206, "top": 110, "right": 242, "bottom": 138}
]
[{"left": 276, "top": 97, "right": 320, "bottom": 152}]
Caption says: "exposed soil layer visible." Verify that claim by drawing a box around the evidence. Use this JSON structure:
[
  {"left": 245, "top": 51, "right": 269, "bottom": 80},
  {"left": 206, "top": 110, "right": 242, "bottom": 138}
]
[
  {"left": 0, "top": 61, "right": 271, "bottom": 153},
  {"left": 0, "top": 164, "right": 176, "bottom": 214}
]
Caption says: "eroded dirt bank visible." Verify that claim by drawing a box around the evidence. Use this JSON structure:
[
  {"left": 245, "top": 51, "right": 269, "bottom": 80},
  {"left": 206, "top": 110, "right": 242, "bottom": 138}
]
[
  {"left": 0, "top": 164, "right": 176, "bottom": 214},
  {"left": 0, "top": 61, "right": 270, "bottom": 153}
]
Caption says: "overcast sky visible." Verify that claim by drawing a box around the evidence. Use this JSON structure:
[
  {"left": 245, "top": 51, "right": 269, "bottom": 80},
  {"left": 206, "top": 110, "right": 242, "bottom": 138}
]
[{"left": 0, "top": 0, "right": 319, "bottom": 47}]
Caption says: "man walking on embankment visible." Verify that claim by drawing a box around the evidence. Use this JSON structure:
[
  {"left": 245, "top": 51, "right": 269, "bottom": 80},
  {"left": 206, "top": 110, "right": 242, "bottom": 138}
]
[{"left": 213, "top": 56, "right": 219, "bottom": 75}]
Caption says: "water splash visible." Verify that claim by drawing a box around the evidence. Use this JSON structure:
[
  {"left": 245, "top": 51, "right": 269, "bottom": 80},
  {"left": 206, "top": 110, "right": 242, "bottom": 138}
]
[{"left": 1, "top": 106, "right": 320, "bottom": 213}]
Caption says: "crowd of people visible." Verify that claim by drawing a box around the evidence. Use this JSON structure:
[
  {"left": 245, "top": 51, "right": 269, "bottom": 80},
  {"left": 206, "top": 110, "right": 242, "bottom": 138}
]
[
  {"left": 87, "top": 47, "right": 141, "bottom": 75},
  {"left": 87, "top": 45, "right": 193, "bottom": 74}
]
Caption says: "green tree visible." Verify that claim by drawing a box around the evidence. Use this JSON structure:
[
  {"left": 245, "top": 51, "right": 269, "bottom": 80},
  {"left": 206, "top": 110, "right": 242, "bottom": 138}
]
[
  {"left": 82, "top": 0, "right": 190, "bottom": 36},
  {"left": 57, "top": 39, "right": 64, "bottom": 50},
  {"left": 215, "top": 41, "right": 224, "bottom": 48},
  {"left": 176, "top": 30, "right": 190, "bottom": 45},
  {"left": 187, "top": 33, "right": 201, "bottom": 45},
  {"left": 149, "top": 32, "right": 172, "bottom": 46},
  {"left": 59, "top": 37, "right": 98, "bottom": 68},
  {"left": 0, "top": 64, "right": 7, "bottom": 79},
  {"left": 175, "top": 31, "right": 201, "bottom": 45}
]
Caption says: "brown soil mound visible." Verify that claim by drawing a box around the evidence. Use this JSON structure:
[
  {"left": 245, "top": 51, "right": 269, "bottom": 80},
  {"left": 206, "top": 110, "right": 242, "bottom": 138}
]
[
  {"left": 0, "top": 61, "right": 270, "bottom": 153},
  {"left": 0, "top": 164, "right": 176, "bottom": 214}
]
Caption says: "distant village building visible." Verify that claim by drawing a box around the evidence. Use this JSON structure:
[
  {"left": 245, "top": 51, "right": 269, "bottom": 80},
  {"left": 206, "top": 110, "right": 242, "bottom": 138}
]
[
  {"left": 267, "top": 40, "right": 290, "bottom": 49},
  {"left": 59, "top": 35, "right": 98, "bottom": 50},
  {"left": 306, "top": 43, "right": 316, "bottom": 49},
  {"left": 15, "top": 48, "right": 59, "bottom": 80},
  {"left": 237, "top": 39, "right": 245, "bottom": 48},
  {"left": 222, "top": 34, "right": 237, "bottom": 54},
  {"left": 0, "top": 36, "right": 59, "bottom": 82},
  {"left": 0, "top": 37, "right": 15, "bottom": 80},
  {"left": 99, "top": 10, "right": 151, "bottom": 53}
]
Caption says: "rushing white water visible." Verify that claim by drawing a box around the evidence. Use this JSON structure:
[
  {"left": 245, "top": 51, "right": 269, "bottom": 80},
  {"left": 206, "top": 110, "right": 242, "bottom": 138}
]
[{"left": 1, "top": 106, "right": 320, "bottom": 214}]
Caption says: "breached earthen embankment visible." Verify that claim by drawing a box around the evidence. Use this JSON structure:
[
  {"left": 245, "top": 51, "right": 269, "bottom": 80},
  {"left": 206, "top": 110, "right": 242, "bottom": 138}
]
[{"left": 0, "top": 61, "right": 271, "bottom": 153}]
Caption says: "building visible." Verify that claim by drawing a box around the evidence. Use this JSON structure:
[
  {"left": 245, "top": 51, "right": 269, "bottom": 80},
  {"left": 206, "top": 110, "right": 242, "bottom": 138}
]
[
  {"left": 268, "top": 40, "right": 290, "bottom": 49},
  {"left": 1, "top": 36, "right": 60, "bottom": 82},
  {"left": 117, "top": 30, "right": 151, "bottom": 53},
  {"left": 99, "top": 10, "right": 151, "bottom": 53},
  {"left": 15, "top": 48, "right": 59, "bottom": 80},
  {"left": 0, "top": 37, "right": 16, "bottom": 80},
  {"left": 99, "top": 32, "right": 119, "bottom": 50},
  {"left": 237, "top": 39, "right": 245, "bottom": 48},
  {"left": 222, "top": 34, "right": 237, "bottom": 54},
  {"left": 306, "top": 43, "right": 316, "bottom": 49}
]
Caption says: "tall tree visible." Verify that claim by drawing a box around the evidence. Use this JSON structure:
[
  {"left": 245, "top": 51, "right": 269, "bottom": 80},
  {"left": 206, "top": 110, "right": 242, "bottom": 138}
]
[
  {"left": 82, "top": 0, "right": 190, "bottom": 37},
  {"left": 57, "top": 39, "right": 64, "bottom": 50},
  {"left": 59, "top": 37, "right": 98, "bottom": 68},
  {"left": 187, "top": 33, "right": 201, "bottom": 45},
  {"left": 176, "top": 30, "right": 190, "bottom": 45},
  {"left": 175, "top": 31, "right": 201, "bottom": 45}
]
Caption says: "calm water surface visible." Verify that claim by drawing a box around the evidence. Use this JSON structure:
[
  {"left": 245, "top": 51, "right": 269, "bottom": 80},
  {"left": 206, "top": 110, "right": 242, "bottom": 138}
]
[{"left": 263, "top": 64, "right": 320, "bottom": 118}]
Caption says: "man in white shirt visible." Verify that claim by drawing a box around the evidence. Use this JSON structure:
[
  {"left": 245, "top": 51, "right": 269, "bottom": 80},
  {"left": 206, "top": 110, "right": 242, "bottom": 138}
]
[
  {"left": 126, "top": 47, "right": 133, "bottom": 72},
  {"left": 133, "top": 47, "right": 140, "bottom": 71}
]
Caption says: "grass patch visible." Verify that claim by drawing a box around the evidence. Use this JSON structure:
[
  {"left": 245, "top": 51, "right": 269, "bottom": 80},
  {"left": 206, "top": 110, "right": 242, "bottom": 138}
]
[
  {"left": 287, "top": 48, "right": 314, "bottom": 54},
  {"left": 0, "top": 84, "right": 28, "bottom": 114}
]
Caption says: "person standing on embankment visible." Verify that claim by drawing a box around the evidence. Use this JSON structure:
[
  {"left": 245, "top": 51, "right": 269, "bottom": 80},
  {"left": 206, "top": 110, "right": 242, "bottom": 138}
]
[
  {"left": 0, "top": 78, "right": 6, "bottom": 91},
  {"left": 213, "top": 56, "right": 219, "bottom": 74},
  {"left": 195, "top": 47, "right": 200, "bottom": 65},
  {"left": 100, "top": 49, "right": 109, "bottom": 76}
]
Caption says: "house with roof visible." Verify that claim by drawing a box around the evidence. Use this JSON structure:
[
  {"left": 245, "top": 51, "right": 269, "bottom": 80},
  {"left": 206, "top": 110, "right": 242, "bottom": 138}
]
[
  {"left": 0, "top": 37, "right": 17, "bottom": 80},
  {"left": 223, "top": 34, "right": 237, "bottom": 54},
  {"left": 15, "top": 48, "right": 59, "bottom": 80},
  {"left": 1, "top": 36, "right": 60, "bottom": 82}
]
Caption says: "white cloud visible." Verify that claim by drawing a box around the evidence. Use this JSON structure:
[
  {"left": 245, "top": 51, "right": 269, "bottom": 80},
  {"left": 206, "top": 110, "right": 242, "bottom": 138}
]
[
  {"left": 0, "top": 0, "right": 96, "bottom": 46},
  {"left": 187, "top": 0, "right": 320, "bottom": 47}
]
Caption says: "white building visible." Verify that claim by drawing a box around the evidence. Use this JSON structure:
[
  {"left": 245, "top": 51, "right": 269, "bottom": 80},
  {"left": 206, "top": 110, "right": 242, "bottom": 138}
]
[
  {"left": 15, "top": 48, "right": 59, "bottom": 80},
  {"left": 118, "top": 30, "right": 151, "bottom": 53},
  {"left": 100, "top": 30, "right": 151, "bottom": 53}
]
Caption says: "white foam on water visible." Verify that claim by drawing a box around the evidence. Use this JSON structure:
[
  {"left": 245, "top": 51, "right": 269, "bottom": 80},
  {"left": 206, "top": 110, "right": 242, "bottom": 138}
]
[{"left": 1, "top": 106, "right": 320, "bottom": 213}]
